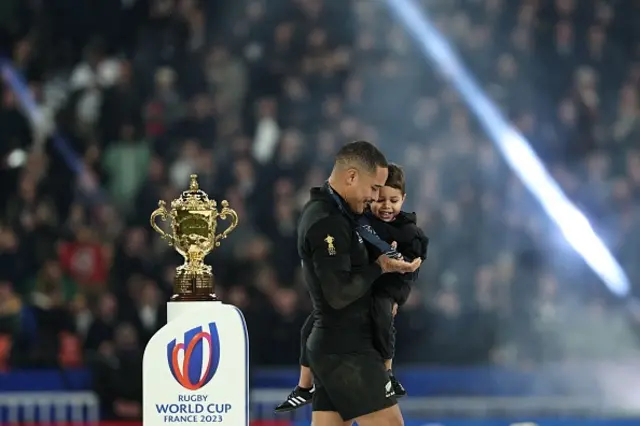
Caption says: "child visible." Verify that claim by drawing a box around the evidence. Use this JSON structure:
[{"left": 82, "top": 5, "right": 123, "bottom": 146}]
[{"left": 275, "top": 163, "right": 429, "bottom": 413}]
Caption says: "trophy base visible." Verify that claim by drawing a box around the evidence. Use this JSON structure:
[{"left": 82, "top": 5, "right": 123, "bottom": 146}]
[
  {"left": 170, "top": 293, "right": 219, "bottom": 302},
  {"left": 171, "top": 270, "right": 218, "bottom": 302}
]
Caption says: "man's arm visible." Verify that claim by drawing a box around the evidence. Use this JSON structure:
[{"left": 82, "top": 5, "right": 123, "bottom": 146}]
[{"left": 307, "top": 215, "right": 382, "bottom": 310}]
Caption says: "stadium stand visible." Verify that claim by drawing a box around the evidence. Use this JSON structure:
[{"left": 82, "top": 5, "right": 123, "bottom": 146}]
[{"left": 0, "top": 0, "right": 638, "bottom": 423}]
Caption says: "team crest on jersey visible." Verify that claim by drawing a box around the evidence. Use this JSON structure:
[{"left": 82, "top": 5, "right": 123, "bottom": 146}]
[{"left": 324, "top": 235, "right": 336, "bottom": 255}]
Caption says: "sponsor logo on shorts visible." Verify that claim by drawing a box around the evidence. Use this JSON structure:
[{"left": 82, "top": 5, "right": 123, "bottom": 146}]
[{"left": 385, "top": 380, "right": 395, "bottom": 398}]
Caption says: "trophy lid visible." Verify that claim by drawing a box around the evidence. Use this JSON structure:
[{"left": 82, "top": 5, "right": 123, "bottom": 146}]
[{"left": 172, "top": 174, "right": 216, "bottom": 211}]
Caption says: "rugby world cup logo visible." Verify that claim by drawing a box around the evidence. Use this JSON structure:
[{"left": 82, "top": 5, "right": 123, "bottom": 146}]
[{"left": 167, "top": 322, "right": 221, "bottom": 390}]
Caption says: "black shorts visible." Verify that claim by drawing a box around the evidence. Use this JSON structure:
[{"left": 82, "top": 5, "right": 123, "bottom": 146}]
[{"left": 307, "top": 348, "right": 397, "bottom": 421}]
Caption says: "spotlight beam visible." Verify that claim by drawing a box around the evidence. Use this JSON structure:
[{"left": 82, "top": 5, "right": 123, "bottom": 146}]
[{"left": 384, "top": 0, "right": 630, "bottom": 296}]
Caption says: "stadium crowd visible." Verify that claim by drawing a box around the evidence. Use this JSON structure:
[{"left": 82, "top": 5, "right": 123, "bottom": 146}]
[{"left": 0, "top": 0, "right": 638, "bottom": 419}]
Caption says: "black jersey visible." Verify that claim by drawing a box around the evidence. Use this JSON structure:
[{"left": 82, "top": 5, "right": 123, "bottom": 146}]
[
  {"left": 298, "top": 186, "right": 382, "bottom": 353},
  {"left": 369, "top": 211, "right": 429, "bottom": 305}
]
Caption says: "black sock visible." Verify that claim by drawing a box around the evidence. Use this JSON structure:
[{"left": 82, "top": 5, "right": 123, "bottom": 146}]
[{"left": 298, "top": 385, "right": 312, "bottom": 392}]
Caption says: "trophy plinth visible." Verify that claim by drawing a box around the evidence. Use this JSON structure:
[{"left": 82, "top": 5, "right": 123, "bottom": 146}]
[{"left": 150, "top": 174, "right": 238, "bottom": 302}]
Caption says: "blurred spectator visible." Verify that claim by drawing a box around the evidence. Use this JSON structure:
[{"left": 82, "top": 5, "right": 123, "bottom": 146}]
[
  {"left": 102, "top": 123, "right": 150, "bottom": 213},
  {"left": 0, "top": 280, "right": 23, "bottom": 340},
  {"left": 85, "top": 293, "right": 118, "bottom": 353},
  {"left": 0, "top": 279, "right": 36, "bottom": 367},
  {"left": 29, "top": 259, "right": 77, "bottom": 366},
  {"left": 92, "top": 323, "right": 142, "bottom": 420},
  {"left": 120, "top": 278, "right": 166, "bottom": 346}
]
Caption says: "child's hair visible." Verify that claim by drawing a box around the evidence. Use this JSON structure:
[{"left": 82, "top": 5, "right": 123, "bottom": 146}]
[{"left": 385, "top": 163, "right": 406, "bottom": 194}]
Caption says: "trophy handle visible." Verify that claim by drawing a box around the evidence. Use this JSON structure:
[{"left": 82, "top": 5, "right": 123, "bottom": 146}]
[
  {"left": 150, "top": 201, "right": 174, "bottom": 246},
  {"left": 214, "top": 201, "right": 239, "bottom": 247}
]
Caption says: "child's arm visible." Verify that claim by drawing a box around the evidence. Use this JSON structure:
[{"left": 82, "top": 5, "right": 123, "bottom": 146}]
[
  {"left": 407, "top": 227, "right": 429, "bottom": 279},
  {"left": 391, "top": 227, "right": 429, "bottom": 296}
]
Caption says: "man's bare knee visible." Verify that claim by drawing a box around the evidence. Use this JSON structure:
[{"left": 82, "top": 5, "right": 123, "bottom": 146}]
[
  {"left": 311, "top": 411, "right": 351, "bottom": 426},
  {"left": 355, "top": 405, "right": 403, "bottom": 426}
]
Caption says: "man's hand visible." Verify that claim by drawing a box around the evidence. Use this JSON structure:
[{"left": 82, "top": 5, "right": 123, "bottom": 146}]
[{"left": 376, "top": 254, "right": 421, "bottom": 274}]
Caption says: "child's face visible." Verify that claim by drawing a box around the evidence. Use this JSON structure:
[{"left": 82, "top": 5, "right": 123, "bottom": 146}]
[{"left": 371, "top": 186, "right": 405, "bottom": 222}]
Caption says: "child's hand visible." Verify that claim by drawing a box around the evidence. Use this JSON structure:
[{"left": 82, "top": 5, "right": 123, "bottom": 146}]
[{"left": 390, "top": 241, "right": 398, "bottom": 250}]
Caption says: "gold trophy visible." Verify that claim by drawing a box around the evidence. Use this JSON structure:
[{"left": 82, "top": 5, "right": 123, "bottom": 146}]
[{"left": 150, "top": 174, "right": 238, "bottom": 301}]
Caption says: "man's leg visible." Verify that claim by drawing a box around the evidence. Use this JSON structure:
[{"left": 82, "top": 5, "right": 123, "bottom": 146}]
[
  {"left": 355, "top": 405, "right": 404, "bottom": 426},
  {"left": 275, "top": 312, "right": 315, "bottom": 412},
  {"left": 311, "top": 411, "right": 352, "bottom": 426},
  {"left": 309, "top": 363, "right": 350, "bottom": 426}
]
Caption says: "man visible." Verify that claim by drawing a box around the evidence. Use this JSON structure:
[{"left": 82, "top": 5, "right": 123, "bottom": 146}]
[{"left": 297, "top": 141, "right": 420, "bottom": 426}]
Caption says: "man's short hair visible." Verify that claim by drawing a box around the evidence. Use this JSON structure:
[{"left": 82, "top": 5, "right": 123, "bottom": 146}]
[
  {"left": 335, "top": 141, "right": 388, "bottom": 173},
  {"left": 385, "top": 163, "right": 406, "bottom": 194}
]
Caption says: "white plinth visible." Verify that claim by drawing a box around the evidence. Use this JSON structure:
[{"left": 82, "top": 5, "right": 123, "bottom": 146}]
[
  {"left": 143, "top": 301, "right": 249, "bottom": 426},
  {"left": 167, "top": 300, "right": 223, "bottom": 323}
]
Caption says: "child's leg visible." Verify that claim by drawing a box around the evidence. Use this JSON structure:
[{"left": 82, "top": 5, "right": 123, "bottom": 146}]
[
  {"left": 299, "top": 365, "right": 313, "bottom": 388},
  {"left": 371, "top": 295, "right": 395, "bottom": 363},
  {"left": 384, "top": 303, "right": 398, "bottom": 371},
  {"left": 384, "top": 303, "right": 407, "bottom": 397}
]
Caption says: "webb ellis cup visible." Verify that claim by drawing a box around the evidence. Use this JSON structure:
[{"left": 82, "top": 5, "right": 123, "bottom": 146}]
[{"left": 150, "top": 174, "right": 238, "bottom": 301}]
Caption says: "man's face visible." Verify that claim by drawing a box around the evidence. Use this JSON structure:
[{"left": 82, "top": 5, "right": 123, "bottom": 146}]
[{"left": 345, "top": 166, "right": 388, "bottom": 214}]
